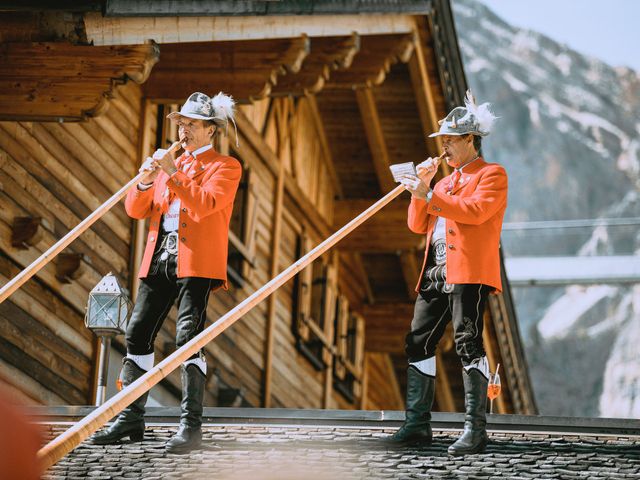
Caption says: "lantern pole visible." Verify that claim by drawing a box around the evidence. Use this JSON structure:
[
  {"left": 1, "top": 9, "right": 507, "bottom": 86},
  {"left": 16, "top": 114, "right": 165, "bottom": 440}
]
[{"left": 95, "top": 336, "right": 112, "bottom": 406}]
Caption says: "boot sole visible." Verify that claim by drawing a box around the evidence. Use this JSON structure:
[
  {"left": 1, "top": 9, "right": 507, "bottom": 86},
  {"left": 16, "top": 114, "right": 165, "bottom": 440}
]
[
  {"left": 91, "top": 430, "right": 144, "bottom": 445},
  {"left": 165, "top": 441, "right": 202, "bottom": 455},
  {"left": 447, "top": 438, "right": 488, "bottom": 456},
  {"left": 382, "top": 437, "right": 432, "bottom": 447},
  {"left": 91, "top": 433, "right": 144, "bottom": 445}
]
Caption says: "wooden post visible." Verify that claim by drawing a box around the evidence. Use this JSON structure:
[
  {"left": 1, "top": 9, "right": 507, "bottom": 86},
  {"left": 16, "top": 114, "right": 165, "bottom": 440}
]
[
  {"left": 130, "top": 99, "right": 154, "bottom": 301},
  {"left": 38, "top": 183, "right": 406, "bottom": 471},
  {"left": 0, "top": 141, "right": 181, "bottom": 305},
  {"left": 262, "top": 100, "right": 287, "bottom": 407}
]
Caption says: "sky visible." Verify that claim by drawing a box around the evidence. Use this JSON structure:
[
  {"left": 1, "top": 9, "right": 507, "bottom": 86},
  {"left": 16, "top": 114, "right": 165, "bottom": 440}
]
[{"left": 474, "top": 0, "right": 640, "bottom": 72}]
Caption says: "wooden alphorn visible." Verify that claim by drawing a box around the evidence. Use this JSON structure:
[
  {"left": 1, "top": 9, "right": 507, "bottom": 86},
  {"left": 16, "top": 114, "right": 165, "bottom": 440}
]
[
  {"left": 0, "top": 141, "right": 182, "bottom": 305},
  {"left": 37, "top": 183, "right": 407, "bottom": 471}
]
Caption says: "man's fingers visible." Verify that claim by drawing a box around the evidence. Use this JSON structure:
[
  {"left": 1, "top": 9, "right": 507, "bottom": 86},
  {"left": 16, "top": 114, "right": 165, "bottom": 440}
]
[{"left": 152, "top": 148, "right": 168, "bottom": 160}]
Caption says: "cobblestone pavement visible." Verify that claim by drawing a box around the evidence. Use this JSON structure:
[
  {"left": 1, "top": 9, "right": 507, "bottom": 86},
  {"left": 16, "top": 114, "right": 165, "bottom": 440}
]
[{"left": 42, "top": 424, "right": 640, "bottom": 479}]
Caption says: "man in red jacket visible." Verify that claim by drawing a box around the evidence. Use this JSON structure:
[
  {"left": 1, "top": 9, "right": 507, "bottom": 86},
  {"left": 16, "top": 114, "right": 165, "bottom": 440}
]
[
  {"left": 387, "top": 91, "right": 506, "bottom": 456},
  {"left": 92, "top": 92, "right": 241, "bottom": 453}
]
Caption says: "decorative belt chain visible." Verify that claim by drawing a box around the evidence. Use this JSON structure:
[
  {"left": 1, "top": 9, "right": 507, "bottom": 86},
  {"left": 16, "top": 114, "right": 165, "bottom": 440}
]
[{"left": 158, "top": 231, "right": 178, "bottom": 260}]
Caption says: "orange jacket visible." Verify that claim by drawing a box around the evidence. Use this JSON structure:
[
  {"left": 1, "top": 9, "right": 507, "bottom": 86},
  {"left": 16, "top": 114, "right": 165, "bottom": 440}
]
[
  {"left": 125, "top": 148, "right": 242, "bottom": 288},
  {"left": 407, "top": 158, "right": 507, "bottom": 292}
]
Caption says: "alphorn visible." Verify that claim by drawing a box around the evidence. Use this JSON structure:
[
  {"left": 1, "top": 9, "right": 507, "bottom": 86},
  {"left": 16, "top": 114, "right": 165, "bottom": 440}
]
[
  {"left": 0, "top": 141, "right": 182, "bottom": 305},
  {"left": 38, "top": 182, "right": 407, "bottom": 470}
]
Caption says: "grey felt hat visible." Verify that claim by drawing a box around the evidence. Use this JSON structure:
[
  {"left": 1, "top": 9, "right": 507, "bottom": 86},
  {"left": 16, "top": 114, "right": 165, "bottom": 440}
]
[
  {"left": 167, "top": 91, "right": 236, "bottom": 127},
  {"left": 429, "top": 90, "right": 496, "bottom": 138}
]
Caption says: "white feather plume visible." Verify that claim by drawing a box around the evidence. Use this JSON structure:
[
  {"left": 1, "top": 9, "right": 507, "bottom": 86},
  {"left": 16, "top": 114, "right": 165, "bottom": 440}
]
[
  {"left": 210, "top": 92, "right": 235, "bottom": 124},
  {"left": 463, "top": 89, "right": 497, "bottom": 135},
  {"left": 209, "top": 91, "right": 239, "bottom": 147}
]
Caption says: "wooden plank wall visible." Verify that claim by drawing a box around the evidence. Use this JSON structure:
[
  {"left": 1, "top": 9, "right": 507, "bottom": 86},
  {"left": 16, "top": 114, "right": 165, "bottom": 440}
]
[
  {"left": 0, "top": 87, "right": 402, "bottom": 411},
  {"left": 0, "top": 82, "right": 141, "bottom": 405}
]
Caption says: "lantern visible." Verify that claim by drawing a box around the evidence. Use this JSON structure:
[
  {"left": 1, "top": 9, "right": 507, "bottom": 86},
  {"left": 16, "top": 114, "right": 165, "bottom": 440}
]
[{"left": 85, "top": 273, "right": 132, "bottom": 405}]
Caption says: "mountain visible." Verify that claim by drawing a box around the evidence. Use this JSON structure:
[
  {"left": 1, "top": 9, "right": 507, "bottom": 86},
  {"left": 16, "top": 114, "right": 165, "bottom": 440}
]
[{"left": 452, "top": 0, "right": 640, "bottom": 417}]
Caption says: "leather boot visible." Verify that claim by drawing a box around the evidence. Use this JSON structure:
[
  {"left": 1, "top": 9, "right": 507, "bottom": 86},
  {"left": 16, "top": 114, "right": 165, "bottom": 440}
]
[
  {"left": 91, "top": 358, "right": 148, "bottom": 444},
  {"left": 383, "top": 366, "right": 435, "bottom": 446},
  {"left": 166, "top": 364, "right": 205, "bottom": 454},
  {"left": 448, "top": 368, "right": 489, "bottom": 456}
]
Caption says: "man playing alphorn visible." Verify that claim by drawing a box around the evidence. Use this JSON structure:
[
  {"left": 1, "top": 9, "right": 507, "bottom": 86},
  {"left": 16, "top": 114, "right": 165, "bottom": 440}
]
[
  {"left": 92, "top": 92, "right": 242, "bottom": 454},
  {"left": 390, "top": 91, "right": 507, "bottom": 456}
]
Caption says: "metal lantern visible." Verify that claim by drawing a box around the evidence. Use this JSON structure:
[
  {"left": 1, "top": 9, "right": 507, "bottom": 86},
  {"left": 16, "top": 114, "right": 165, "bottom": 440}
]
[
  {"left": 85, "top": 272, "right": 133, "bottom": 405},
  {"left": 85, "top": 272, "right": 132, "bottom": 336}
]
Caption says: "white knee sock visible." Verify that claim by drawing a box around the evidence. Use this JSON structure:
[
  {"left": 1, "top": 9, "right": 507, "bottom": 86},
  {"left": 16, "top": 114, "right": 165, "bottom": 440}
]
[
  {"left": 183, "top": 357, "right": 207, "bottom": 376},
  {"left": 410, "top": 356, "right": 436, "bottom": 376},
  {"left": 463, "top": 355, "right": 489, "bottom": 380},
  {"left": 126, "top": 353, "right": 154, "bottom": 372}
]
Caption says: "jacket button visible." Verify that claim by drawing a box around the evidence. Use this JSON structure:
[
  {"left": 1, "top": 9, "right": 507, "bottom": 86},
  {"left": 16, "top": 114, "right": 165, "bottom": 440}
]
[
  {"left": 181, "top": 237, "right": 186, "bottom": 242},
  {"left": 448, "top": 244, "right": 454, "bottom": 250},
  {"left": 149, "top": 236, "right": 155, "bottom": 242},
  {"left": 156, "top": 206, "right": 160, "bottom": 211},
  {"left": 181, "top": 223, "right": 187, "bottom": 228},
  {"left": 182, "top": 208, "right": 187, "bottom": 212},
  {"left": 448, "top": 229, "right": 454, "bottom": 234},
  {"left": 432, "top": 206, "right": 438, "bottom": 211}
]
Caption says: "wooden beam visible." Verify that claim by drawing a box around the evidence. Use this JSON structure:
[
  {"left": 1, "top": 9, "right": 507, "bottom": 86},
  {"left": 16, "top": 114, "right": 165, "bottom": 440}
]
[
  {"left": 271, "top": 34, "right": 360, "bottom": 96},
  {"left": 143, "top": 37, "right": 310, "bottom": 103},
  {"left": 398, "top": 251, "right": 419, "bottom": 301},
  {"left": 84, "top": 13, "right": 415, "bottom": 46},
  {"left": 304, "top": 94, "right": 343, "bottom": 198},
  {"left": 363, "top": 302, "right": 413, "bottom": 353},
  {"left": 130, "top": 98, "right": 153, "bottom": 301},
  {"left": 355, "top": 88, "right": 396, "bottom": 194},
  {"left": 263, "top": 100, "right": 288, "bottom": 408},
  {"left": 0, "top": 41, "right": 159, "bottom": 121},
  {"left": 327, "top": 33, "right": 415, "bottom": 89},
  {"left": 234, "top": 107, "right": 332, "bottom": 237},
  {"left": 435, "top": 349, "right": 456, "bottom": 412},
  {"left": 334, "top": 198, "right": 421, "bottom": 251},
  {"left": 409, "top": 21, "right": 451, "bottom": 175}
]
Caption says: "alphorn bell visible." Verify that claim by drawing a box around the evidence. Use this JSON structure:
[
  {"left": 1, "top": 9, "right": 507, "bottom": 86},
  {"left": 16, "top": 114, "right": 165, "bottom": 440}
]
[
  {"left": 0, "top": 141, "right": 183, "bottom": 305},
  {"left": 37, "top": 153, "right": 445, "bottom": 470}
]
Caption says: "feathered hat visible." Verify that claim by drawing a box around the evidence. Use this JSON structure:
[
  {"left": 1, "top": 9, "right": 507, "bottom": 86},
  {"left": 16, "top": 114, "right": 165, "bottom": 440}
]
[
  {"left": 429, "top": 90, "right": 497, "bottom": 137},
  {"left": 167, "top": 91, "right": 239, "bottom": 145}
]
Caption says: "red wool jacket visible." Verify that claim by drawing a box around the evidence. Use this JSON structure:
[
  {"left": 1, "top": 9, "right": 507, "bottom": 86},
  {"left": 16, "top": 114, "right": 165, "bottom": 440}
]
[
  {"left": 125, "top": 148, "right": 242, "bottom": 289},
  {"left": 407, "top": 158, "right": 508, "bottom": 292}
]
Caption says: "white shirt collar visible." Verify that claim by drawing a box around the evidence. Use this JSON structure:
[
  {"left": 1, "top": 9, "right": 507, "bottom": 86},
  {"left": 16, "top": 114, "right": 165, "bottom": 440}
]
[
  {"left": 186, "top": 144, "right": 213, "bottom": 159},
  {"left": 456, "top": 155, "right": 480, "bottom": 173}
]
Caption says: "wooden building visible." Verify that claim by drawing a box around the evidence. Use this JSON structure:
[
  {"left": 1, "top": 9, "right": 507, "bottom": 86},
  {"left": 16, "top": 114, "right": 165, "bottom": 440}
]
[{"left": 0, "top": 0, "right": 537, "bottom": 415}]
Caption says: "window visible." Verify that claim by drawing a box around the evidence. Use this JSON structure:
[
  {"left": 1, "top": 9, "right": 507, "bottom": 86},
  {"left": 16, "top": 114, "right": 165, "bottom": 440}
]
[
  {"left": 293, "top": 233, "right": 337, "bottom": 370},
  {"left": 333, "top": 295, "right": 365, "bottom": 403},
  {"left": 227, "top": 166, "right": 257, "bottom": 287}
]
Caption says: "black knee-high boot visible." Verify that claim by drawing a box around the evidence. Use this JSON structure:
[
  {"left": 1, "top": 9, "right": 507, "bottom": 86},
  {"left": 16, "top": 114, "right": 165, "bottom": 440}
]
[
  {"left": 166, "top": 364, "right": 205, "bottom": 454},
  {"left": 448, "top": 368, "right": 488, "bottom": 455},
  {"left": 91, "top": 358, "right": 148, "bottom": 444},
  {"left": 384, "top": 366, "right": 435, "bottom": 446}
]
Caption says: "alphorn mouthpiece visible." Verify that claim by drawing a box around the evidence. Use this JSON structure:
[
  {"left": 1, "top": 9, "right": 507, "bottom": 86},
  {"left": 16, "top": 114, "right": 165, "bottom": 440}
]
[{"left": 167, "top": 140, "right": 182, "bottom": 153}]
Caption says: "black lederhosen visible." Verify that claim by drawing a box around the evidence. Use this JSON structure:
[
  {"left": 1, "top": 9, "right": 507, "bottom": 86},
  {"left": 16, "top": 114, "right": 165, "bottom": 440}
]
[
  {"left": 125, "top": 226, "right": 223, "bottom": 358},
  {"left": 405, "top": 241, "right": 491, "bottom": 365}
]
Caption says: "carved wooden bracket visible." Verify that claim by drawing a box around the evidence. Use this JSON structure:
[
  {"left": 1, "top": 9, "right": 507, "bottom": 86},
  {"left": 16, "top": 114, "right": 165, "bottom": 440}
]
[
  {"left": 11, "top": 216, "right": 44, "bottom": 249},
  {"left": 55, "top": 252, "right": 86, "bottom": 284},
  {"left": 143, "top": 36, "right": 310, "bottom": 103},
  {"left": 0, "top": 40, "right": 160, "bottom": 121}
]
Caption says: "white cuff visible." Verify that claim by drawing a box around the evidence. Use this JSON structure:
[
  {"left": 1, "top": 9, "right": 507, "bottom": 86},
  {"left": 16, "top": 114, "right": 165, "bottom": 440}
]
[
  {"left": 410, "top": 356, "right": 436, "bottom": 376},
  {"left": 184, "top": 357, "right": 206, "bottom": 376},
  {"left": 464, "top": 356, "right": 489, "bottom": 380},
  {"left": 126, "top": 353, "right": 154, "bottom": 372}
]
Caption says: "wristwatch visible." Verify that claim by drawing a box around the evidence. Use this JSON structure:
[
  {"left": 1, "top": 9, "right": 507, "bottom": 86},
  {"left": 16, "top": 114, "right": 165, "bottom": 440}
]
[{"left": 425, "top": 189, "right": 433, "bottom": 202}]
